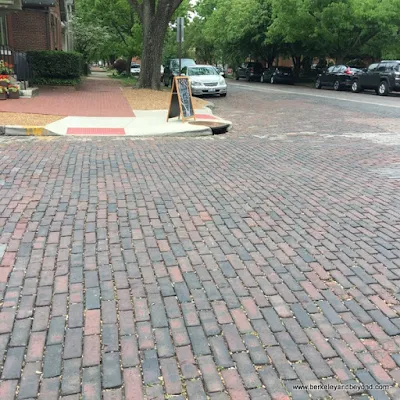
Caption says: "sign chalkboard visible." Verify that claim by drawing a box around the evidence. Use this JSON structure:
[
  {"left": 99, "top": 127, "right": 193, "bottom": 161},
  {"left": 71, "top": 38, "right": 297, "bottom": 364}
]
[{"left": 167, "top": 76, "right": 196, "bottom": 122}]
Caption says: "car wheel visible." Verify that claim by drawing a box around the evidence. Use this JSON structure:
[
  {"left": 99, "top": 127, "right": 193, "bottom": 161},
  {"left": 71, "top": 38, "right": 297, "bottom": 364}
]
[
  {"left": 378, "top": 81, "right": 389, "bottom": 96},
  {"left": 315, "top": 78, "right": 322, "bottom": 89},
  {"left": 333, "top": 80, "right": 341, "bottom": 91},
  {"left": 220, "top": 93, "right": 227, "bottom": 97},
  {"left": 270, "top": 76, "right": 275, "bottom": 84},
  {"left": 351, "top": 80, "right": 361, "bottom": 93}
]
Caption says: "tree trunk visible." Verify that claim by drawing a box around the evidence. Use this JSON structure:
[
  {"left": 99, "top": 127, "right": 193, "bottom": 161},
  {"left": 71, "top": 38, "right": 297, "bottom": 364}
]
[
  {"left": 267, "top": 55, "right": 275, "bottom": 68},
  {"left": 292, "top": 55, "right": 302, "bottom": 77},
  {"left": 138, "top": 25, "right": 166, "bottom": 89},
  {"left": 336, "top": 55, "right": 345, "bottom": 64},
  {"left": 130, "top": 0, "right": 183, "bottom": 89},
  {"left": 136, "top": 2, "right": 174, "bottom": 89}
]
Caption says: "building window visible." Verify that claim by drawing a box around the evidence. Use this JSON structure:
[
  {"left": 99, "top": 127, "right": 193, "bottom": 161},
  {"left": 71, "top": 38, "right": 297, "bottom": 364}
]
[{"left": 0, "top": 16, "right": 8, "bottom": 45}]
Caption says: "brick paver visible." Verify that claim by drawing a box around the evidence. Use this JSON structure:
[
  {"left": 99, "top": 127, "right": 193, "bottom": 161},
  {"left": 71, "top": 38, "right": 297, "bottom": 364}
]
[
  {"left": 0, "top": 76, "right": 134, "bottom": 117},
  {"left": 1, "top": 93, "right": 400, "bottom": 398}
]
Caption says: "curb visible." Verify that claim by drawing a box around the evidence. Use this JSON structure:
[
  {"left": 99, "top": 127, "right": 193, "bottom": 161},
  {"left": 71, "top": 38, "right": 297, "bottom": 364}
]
[
  {"left": 1, "top": 125, "right": 60, "bottom": 136},
  {"left": 141, "top": 127, "right": 213, "bottom": 137},
  {"left": 205, "top": 101, "right": 216, "bottom": 110}
]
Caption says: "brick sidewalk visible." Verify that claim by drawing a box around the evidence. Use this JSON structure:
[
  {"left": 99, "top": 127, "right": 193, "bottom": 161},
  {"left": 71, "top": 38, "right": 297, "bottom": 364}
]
[
  {"left": 0, "top": 76, "right": 134, "bottom": 117},
  {"left": 0, "top": 135, "right": 399, "bottom": 399}
]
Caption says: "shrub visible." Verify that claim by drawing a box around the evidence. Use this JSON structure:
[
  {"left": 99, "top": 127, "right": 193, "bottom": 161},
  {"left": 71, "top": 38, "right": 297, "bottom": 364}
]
[
  {"left": 346, "top": 58, "right": 366, "bottom": 68},
  {"left": 113, "top": 58, "right": 128, "bottom": 74},
  {"left": 27, "top": 51, "right": 83, "bottom": 79},
  {"left": 30, "top": 77, "right": 80, "bottom": 86}
]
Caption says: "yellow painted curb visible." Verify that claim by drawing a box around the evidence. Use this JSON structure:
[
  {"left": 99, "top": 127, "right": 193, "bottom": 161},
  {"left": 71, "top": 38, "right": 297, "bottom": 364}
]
[
  {"left": 2, "top": 125, "right": 59, "bottom": 136},
  {"left": 24, "top": 126, "right": 46, "bottom": 136}
]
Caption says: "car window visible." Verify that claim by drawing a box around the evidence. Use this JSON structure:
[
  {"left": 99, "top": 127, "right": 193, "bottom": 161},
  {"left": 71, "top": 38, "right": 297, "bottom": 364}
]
[
  {"left": 171, "top": 59, "right": 195, "bottom": 70},
  {"left": 386, "top": 63, "right": 398, "bottom": 71},
  {"left": 327, "top": 66, "right": 335, "bottom": 73},
  {"left": 241, "top": 63, "right": 247, "bottom": 68},
  {"left": 377, "top": 64, "right": 387, "bottom": 72},
  {"left": 278, "top": 67, "right": 292, "bottom": 73},
  {"left": 188, "top": 67, "right": 218, "bottom": 76},
  {"left": 368, "top": 63, "right": 378, "bottom": 71},
  {"left": 395, "top": 64, "right": 400, "bottom": 72},
  {"left": 331, "top": 66, "right": 340, "bottom": 73}
]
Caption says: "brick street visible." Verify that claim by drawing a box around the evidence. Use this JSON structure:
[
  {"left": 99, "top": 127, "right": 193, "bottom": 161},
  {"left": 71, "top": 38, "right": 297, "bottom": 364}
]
[{"left": 1, "top": 83, "right": 400, "bottom": 399}]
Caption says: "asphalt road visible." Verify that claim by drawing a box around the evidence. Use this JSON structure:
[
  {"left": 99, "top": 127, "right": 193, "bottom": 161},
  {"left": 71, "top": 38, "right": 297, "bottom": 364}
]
[{"left": 0, "top": 82, "right": 400, "bottom": 399}]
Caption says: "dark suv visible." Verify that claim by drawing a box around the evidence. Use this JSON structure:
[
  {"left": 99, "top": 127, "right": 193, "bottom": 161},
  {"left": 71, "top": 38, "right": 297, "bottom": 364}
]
[
  {"left": 262, "top": 67, "right": 294, "bottom": 85},
  {"left": 163, "top": 58, "right": 196, "bottom": 87},
  {"left": 236, "top": 62, "right": 264, "bottom": 82},
  {"left": 351, "top": 60, "right": 400, "bottom": 95}
]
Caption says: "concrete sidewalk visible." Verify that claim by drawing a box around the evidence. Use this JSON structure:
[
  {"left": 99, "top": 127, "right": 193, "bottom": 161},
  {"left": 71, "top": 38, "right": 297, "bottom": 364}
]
[
  {"left": 0, "top": 73, "right": 232, "bottom": 137},
  {"left": 1, "top": 108, "right": 232, "bottom": 137}
]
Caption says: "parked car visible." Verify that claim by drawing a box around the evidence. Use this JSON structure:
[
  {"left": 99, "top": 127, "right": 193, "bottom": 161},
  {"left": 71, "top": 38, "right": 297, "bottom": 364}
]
[
  {"left": 183, "top": 65, "right": 227, "bottom": 97},
  {"left": 261, "top": 67, "right": 294, "bottom": 84},
  {"left": 163, "top": 58, "right": 196, "bottom": 87},
  {"left": 130, "top": 63, "right": 141, "bottom": 74},
  {"left": 235, "top": 62, "right": 264, "bottom": 82},
  {"left": 216, "top": 66, "right": 225, "bottom": 77},
  {"left": 351, "top": 60, "right": 400, "bottom": 95},
  {"left": 160, "top": 65, "right": 165, "bottom": 82},
  {"left": 315, "top": 65, "right": 363, "bottom": 91}
]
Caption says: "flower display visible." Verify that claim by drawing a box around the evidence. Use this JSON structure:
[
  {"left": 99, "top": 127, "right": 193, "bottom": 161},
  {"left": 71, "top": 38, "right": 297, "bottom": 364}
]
[{"left": 0, "top": 60, "right": 13, "bottom": 75}]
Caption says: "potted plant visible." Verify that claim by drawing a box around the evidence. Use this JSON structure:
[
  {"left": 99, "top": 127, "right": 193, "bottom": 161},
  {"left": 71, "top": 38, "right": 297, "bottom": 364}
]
[
  {"left": 8, "top": 85, "right": 19, "bottom": 99},
  {"left": 0, "top": 60, "right": 13, "bottom": 75},
  {"left": 0, "top": 77, "right": 9, "bottom": 87},
  {"left": 0, "top": 86, "right": 8, "bottom": 100}
]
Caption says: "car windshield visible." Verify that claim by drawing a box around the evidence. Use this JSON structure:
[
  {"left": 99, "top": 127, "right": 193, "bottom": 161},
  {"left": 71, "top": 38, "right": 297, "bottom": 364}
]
[
  {"left": 188, "top": 67, "right": 218, "bottom": 76},
  {"left": 277, "top": 67, "right": 292, "bottom": 72},
  {"left": 171, "top": 59, "right": 195, "bottom": 70}
]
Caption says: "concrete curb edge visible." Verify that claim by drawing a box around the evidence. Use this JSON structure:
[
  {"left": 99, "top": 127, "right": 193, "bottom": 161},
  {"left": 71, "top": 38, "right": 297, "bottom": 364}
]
[{"left": 1, "top": 125, "right": 60, "bottom": 136}]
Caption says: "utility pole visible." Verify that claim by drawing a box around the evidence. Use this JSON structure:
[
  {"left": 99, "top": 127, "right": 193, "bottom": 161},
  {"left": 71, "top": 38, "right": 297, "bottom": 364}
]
[{"left": 177, "top": 17, "right": 184, "bottom": 75}]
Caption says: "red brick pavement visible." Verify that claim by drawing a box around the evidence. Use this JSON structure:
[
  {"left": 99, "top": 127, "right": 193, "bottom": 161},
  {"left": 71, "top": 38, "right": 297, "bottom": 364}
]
[
  {"left": 0, "top": 133, "right": 400, "bottom": 399},
  {"left": 0, "top": 77, "right": 134, "bottom": 117}
]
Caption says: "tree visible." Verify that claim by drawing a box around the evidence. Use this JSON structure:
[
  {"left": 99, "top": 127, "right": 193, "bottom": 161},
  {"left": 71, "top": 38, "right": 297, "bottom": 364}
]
[
  {"left": 198, "top": 0, "right": 276, "bottom": 68},
  {"left": 129, "top": 0, "right": 185, "bottom": 89},
  {"left": 75, "top": 0, "right": 141, "bottom": 68},
  {"left": 71, "top": 17, "right": 113, "bottom": 64},
  {"left": 268, "top": 0, "right": 400, "bottom": 71}
]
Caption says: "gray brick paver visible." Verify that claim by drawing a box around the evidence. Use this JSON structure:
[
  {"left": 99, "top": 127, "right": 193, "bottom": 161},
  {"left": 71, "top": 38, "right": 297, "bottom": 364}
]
[{"left": 0, "top": 114, "right": 399, "bottom": 399}]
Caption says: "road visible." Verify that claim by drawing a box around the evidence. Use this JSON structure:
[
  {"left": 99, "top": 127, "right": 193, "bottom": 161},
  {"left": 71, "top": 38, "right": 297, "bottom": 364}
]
[
  {"left": 0, "top": 82, "right": 400, "bottom": 399},
  {"left": 215, "top": 80, "right": 400, "bottom": 140}
]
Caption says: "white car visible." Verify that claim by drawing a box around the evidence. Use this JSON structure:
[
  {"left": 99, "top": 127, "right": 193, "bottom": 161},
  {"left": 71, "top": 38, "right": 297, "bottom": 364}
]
[
  {"left": 130, "top": 63, "right": 141, "bottom": 74},
  {"left": 184, "top": 65, "right": 227, "bottom": 97}
]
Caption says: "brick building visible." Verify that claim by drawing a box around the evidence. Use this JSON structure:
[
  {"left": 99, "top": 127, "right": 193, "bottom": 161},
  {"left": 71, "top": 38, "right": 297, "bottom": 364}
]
[
  {"left": 0, "top": 0, "right": 70, "bottom": 51},
  {"left": 6, "top": 0, "right": 63, "bottom": 51}
]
